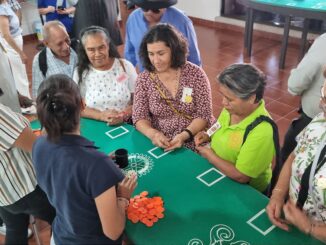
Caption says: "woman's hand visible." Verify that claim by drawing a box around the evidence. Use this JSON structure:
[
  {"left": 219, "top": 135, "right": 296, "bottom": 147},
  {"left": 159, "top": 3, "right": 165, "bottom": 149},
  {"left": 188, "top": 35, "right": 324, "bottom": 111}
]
[
  {"left": 283, "top": 199, "right": 311, "bottom": 234},
  {"left": 117, "top": 174, "right": 137, "bottom": 200},
  {"left": 194, "top": 131, "right": 210, "bottom": 146},
  {"left": 196, "top": 145, "right": 215, "bottom": 162},
  {"left": 266, "top": 193, "right": 289, "bottom": 231},
  {"left": 57, "top": 6, "right": 75, "bottom": 15},
  {"left": 165, "top": 131, "right": 189, "bottom": 151},
  {"left": 100, "top": 109, "right": 124, "bottom": 125},
  {"left": 151, "top": 131, "right": 171, "bottom": 149}
]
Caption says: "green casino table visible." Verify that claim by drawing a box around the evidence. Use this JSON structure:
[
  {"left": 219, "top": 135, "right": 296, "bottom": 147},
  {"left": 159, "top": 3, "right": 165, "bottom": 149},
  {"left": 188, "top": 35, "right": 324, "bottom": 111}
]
[
  {"left": 238, "top": 0, "right": 326, "bottom": 69},
  {"left": 31, "top": 118, "right": 323, "bottom": 244}
]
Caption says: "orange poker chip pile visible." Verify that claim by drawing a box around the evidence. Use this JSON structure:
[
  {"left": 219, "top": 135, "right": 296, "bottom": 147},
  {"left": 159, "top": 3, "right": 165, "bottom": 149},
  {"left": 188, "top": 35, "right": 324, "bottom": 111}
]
[{"left": 127, "top": 191, "right": 165, "bottom": 227}]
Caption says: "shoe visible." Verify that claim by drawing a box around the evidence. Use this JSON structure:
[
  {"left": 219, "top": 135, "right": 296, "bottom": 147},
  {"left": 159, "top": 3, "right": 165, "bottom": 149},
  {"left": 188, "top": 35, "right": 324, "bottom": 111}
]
[{"left": 0, "top": 224, "right": 33, "bottom": 238}]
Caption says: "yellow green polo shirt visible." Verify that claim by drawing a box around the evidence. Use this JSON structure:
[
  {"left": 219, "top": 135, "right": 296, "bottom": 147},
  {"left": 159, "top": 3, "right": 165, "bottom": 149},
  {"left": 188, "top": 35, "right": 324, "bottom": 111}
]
[{"left": 211, "top": 100, "right": 274, "bottom": 192}]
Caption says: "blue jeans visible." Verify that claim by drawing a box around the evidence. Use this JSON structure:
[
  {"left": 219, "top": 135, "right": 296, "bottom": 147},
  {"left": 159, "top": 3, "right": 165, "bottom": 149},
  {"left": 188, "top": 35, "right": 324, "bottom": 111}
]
[{"left": 0, "top": 185, "right": 55, "bottom": 245}]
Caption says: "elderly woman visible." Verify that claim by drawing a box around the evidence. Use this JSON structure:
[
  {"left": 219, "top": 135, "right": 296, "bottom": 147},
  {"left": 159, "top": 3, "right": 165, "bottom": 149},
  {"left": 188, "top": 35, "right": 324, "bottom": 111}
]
[
  {"left": 194, "top": 64, "right": 275, "bottom": 192},
  {"left": 266, "top": 80, "right": 326, "bottom": 242},
  {"left": 0, "top": 0, "right": 30, "bottom": 98},
  {"left": 132, "top": 23, "right": 214, "bottom": 151},
  {"left": 73, "top": 26, "right": 137, "bottom": 125}
]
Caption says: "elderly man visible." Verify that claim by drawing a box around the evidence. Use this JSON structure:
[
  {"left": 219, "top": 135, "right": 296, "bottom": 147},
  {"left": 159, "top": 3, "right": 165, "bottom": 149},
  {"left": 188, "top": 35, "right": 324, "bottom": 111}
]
[
  {"left": 32, "top": 20, "right": 77, "bottom": 98},
  {"left": 124, "top": 0, "right": 201, "bottom": 71}
]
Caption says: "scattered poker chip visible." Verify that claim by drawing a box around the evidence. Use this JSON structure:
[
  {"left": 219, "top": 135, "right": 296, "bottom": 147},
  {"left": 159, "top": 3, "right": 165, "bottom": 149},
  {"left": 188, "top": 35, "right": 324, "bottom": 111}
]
[{"left": 127, "top": 191, "right": 164, "bottom": 227}]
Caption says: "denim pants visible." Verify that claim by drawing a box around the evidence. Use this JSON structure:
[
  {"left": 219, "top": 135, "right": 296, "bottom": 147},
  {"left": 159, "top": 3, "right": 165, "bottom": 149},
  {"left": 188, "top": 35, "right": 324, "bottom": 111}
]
[{"left": 0, "top": 185, "right": 55, "bottom": 245}]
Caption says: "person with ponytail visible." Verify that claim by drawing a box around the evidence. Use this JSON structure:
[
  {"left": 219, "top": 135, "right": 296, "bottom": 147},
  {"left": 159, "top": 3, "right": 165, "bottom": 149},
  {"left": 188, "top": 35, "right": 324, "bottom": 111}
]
[{"left": 33, "top": 74, "right": 137, "bottom": 244}]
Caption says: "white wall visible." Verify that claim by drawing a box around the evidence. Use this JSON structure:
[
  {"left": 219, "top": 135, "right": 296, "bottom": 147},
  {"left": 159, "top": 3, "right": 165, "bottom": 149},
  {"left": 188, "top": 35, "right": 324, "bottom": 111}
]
[{"left": 175, "top": 0, "right": 222, "bottom": 21}]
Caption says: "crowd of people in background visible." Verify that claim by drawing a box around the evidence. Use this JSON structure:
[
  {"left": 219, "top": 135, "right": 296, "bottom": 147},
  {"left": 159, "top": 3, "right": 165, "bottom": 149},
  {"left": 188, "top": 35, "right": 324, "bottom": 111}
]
[{"left": 0, "top": 0, "right": 325, "bottom": 244}]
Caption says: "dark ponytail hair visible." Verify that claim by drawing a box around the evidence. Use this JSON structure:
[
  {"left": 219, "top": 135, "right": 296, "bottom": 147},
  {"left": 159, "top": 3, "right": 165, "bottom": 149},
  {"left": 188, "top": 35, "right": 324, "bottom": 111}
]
[{"left": 36, "top": 74, "right": 82, "bottom": 142}]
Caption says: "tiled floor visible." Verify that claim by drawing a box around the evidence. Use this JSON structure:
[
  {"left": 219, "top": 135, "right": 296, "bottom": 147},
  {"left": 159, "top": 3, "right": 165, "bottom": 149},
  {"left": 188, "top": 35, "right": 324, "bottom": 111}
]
[{"left": 0, "top": 15, "right": 304, "bottom": 245}]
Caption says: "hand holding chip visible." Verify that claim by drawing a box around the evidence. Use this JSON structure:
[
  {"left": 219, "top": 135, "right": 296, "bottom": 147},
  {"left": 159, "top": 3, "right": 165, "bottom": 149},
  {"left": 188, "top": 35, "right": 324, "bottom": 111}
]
[{"left": 117, "top": 174, "right": 137, "bottom": 200}]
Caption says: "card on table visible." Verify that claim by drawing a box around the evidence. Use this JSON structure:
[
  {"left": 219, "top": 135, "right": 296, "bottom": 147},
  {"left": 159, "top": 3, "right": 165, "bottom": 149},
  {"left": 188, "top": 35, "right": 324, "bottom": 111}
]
[
  {"left": 148, "top": 146, "right": 172, "bottom": 159},
  {"left": 247, "top": 209, "right": 275, "bottom": 236},
  {"left": 196, "top": 168, "right": 225, "bottom": 187},
  {"left": 105, "top": 126, "right": 129, "bottom": 139}
]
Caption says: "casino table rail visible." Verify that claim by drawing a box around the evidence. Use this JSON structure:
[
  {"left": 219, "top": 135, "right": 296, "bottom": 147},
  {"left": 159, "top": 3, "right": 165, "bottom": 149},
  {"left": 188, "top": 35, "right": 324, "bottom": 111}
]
[{"left": 31, "top": 118, "right": 323, "bottom": 245}]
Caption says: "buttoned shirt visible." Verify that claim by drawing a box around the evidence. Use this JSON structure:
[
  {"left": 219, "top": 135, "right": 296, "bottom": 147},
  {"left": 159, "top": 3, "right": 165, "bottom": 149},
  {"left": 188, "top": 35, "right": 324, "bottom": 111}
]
[
  {"left": 0, "top": 103, "right": 37, "bottom": 206},
  {"left": 32, "top": 47, "right": 77, "bottom": 98},
  {"left": 124, "top": 6, "right": 201, "bottom": 71}
]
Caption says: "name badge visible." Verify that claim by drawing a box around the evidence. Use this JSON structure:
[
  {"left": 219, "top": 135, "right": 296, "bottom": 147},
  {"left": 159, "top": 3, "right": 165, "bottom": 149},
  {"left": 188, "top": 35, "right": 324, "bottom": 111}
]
[
  {"left": 181, "top": 87, "right": 193, "bottom": 103},
  {"left": 206, "top": 121, "right": 221, "bottom": 137},
  {"left": 117, "top": 72, "right": 129, "bottom": 83}
]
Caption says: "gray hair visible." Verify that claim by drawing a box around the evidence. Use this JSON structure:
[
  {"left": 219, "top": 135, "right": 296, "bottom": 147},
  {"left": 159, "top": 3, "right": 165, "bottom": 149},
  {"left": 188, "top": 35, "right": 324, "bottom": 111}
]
[
  {"left": 43, "top": 20, "right": 67, "bottom": 41},
  {"left": 80, "top": 26, "right": 110, "bottom": 48},
  {"left": 217, "top": 63, "right": 266, "bottom": 102}
]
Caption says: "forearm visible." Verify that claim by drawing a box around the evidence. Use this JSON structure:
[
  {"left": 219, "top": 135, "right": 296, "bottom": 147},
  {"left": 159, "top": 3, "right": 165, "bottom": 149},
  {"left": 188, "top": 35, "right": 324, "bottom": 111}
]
[
  {"left": 38, "top": 7, "right": 52, "bottom": 15},
  {"left": 271, "top": 152, "right": 294, "bottom": 199},
  {"left": 2, "top": 33, "right": 23, "bottom": 55},
  {"left": 186, "top": 118, "right": 208, "bottom": 135},
  {"left": 208, "top": 153, "right": 250, "bottom": 183},
  {"left": 81, "top": 107, "right": 103, "bottom": 121},
  {"left": 135, "top": 119, "right": 160, "bottom": 140}
]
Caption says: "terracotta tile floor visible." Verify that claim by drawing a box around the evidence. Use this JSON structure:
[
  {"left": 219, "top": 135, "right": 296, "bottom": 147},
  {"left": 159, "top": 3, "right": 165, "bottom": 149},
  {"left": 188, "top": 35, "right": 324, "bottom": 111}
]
[{"left": 0, "top": 21, "right": 303, "bottom": 245}]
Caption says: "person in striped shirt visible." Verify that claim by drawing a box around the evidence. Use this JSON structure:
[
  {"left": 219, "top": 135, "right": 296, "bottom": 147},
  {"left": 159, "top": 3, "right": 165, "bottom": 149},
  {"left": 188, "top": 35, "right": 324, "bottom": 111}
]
[{"left": 0, "top": 89, "right": 55, "bottom": 244}]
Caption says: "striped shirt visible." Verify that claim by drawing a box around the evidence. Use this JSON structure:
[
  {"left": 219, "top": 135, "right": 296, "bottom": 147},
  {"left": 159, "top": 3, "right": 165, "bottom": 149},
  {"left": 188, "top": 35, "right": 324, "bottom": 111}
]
[
  {"left": 8, "top": 0, "right": 21, "bottom": 11},
  {"left": 0, "top": 103, "right": 37, "bottom": 206}
]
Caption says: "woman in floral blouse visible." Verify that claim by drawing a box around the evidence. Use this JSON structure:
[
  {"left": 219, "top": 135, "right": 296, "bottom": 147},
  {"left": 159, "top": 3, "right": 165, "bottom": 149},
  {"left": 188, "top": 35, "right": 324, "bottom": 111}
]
[
  {"left": 132, "top": 24, "right": 214, "bottom": 151},
  {"left": 73, "top": 26, "right": 137, "bottom": 125},
  {"left": 266, "top": 78, "right": 326, "bottom": 242}
]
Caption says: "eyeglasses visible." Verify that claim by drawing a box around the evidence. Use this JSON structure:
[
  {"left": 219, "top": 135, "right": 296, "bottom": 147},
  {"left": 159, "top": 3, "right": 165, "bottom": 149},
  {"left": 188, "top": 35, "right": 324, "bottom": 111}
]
[{"left": 142, "top": 8, "right": 160, "bottom": 14}]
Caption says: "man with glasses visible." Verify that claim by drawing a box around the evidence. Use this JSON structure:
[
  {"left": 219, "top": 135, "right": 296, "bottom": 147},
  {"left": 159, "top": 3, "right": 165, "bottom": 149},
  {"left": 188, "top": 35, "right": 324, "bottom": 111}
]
[
  {"left": 281, "top": 33, "right": 326, "bottom": 164},
  {"left": 124, "top": 0, "right": 201, "bottom": 71},
  {"left": 32, "top": 20, "right": 77, "bottom": 98}
]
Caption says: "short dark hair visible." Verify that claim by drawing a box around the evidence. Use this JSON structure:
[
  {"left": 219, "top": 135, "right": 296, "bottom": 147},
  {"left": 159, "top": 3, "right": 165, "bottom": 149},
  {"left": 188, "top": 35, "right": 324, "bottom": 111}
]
[
  {"left": 77, "top": 26, "right": 120, "bottom": 85},
  {"left": 218, "top": 63, "right": 266, "bottom": 103},
  {"left": 139, "top": 23, "right": 189, "bottom": 72},
  {"left": 36, "top": 74, "right": 82, "bottom": 142}
]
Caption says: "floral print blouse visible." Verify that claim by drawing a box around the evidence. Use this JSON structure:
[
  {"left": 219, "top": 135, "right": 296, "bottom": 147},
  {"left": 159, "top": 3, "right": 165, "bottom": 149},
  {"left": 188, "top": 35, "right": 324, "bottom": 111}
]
[
  {"left": 289, "top": 113, "right": 326, "bottom": 222},
  {"left": 132, "top": 62, "right": 214, "bottom": 149}
]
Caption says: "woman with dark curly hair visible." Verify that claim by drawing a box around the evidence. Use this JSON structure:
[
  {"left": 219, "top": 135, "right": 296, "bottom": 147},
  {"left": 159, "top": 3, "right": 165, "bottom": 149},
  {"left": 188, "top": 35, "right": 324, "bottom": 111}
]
[
  {"left": 73, "top": 26, "right": 137, "bottom": 125},
  {"left": 133, "top": 23, "right": 214, "bottom": 151}
]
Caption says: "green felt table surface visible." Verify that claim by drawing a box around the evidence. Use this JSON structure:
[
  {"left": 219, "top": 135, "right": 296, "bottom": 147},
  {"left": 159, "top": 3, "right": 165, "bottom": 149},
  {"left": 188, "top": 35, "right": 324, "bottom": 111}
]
[
  {"left": 31, "top": 119, "right": 323, "bottom": 244},
  {"left": 253, "top": 0, "right": 326, "bottom": 11}
]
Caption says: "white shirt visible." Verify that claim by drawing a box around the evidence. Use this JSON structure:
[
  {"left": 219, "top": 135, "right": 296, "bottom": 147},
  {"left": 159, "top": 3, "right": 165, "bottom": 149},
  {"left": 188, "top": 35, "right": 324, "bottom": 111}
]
[{"left": 74, "top": 58, "right": 137, "bottom": 112}]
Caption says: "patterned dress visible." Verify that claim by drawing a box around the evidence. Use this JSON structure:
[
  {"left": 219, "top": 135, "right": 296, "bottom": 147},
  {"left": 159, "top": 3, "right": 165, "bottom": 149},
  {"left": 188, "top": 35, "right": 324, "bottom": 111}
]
[
  {"left": 133, "top": 62, "right": 214, "bottom": 149},
  {"left": 289, "top": 113, "right": 326, "bottom": 222}
]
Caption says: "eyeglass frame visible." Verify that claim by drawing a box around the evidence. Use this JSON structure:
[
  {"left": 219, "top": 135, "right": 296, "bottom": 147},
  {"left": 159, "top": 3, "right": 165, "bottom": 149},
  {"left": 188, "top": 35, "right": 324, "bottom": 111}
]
[{"left": 141, "top": 8, "right": 161, "bottom": 14}]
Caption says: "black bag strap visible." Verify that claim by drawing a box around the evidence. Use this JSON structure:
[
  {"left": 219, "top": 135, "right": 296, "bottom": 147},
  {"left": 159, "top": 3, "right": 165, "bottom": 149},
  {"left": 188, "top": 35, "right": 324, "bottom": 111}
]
[
  {"left": 38, "top": 47, "right": 47, "bottom": 77},
  {"left": 242, "top": 115, "right": 281, "bottom": 192},
  {"left": 38, "top": 38, "right": 80, "bottom": 77},
  {"left": 297, "top": 144, "right": 326, "bottom": 209}
]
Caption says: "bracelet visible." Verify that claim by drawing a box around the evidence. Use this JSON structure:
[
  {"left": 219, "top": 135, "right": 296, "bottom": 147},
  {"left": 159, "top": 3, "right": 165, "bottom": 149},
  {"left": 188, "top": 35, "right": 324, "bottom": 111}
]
[
  {"left": 117, "top": 197, "right": 130, "bottom": 207},
  {"left": 182, "top": 128, "right": 194, "bottom": 142}
]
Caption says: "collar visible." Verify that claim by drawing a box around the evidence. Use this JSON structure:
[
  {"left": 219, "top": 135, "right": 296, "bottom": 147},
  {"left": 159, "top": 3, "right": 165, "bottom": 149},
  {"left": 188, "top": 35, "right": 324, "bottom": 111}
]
[
  {"left": 221, "top": 100, "right": 268, "bottom": 129},
  {"left": 57, "top": 134, "right": 98, "bottom": 149}
]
